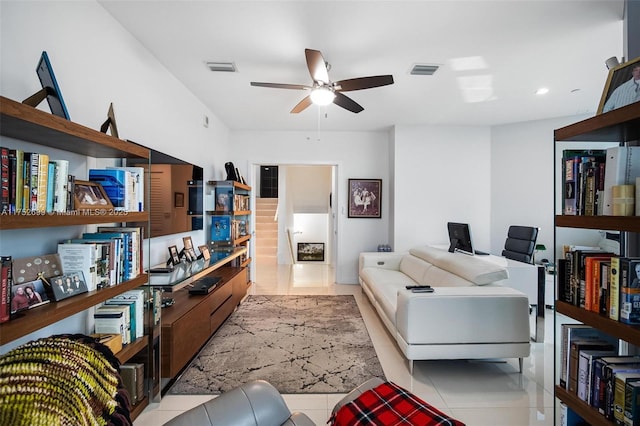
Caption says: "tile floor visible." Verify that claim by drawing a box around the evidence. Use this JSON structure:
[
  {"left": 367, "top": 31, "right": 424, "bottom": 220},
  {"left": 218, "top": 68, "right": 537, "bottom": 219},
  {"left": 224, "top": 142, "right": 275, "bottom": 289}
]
[{"left": 134, "top": 262, "right": 557, "bottom": 426}]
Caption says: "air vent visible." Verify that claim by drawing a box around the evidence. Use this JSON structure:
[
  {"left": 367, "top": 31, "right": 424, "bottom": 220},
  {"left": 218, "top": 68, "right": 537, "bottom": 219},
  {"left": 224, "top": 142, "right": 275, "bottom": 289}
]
[
  {"left": 410, "top": 64, "right": 439, "bottom": 75},
  {"left": 206, "top": 62, "right": 237, "bottom": 72}
]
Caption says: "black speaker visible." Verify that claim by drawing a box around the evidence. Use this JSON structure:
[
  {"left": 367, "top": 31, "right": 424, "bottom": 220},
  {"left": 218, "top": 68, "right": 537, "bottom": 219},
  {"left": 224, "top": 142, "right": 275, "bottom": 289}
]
[{"left": 225, "top": 162, "right": 239, "bottom": 181}]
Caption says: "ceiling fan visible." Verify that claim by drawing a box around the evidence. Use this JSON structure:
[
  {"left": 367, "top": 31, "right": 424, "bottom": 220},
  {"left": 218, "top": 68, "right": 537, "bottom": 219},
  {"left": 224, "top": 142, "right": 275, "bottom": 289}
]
[{"left": 250, "top": 48, "right": 394, "bottom": 114}]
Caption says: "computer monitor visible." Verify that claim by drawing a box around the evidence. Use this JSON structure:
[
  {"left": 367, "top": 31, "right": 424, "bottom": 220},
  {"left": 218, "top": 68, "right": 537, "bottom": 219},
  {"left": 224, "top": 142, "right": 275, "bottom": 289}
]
[{"left": 447, "top": 222, "right": 476, "bottom": 255}]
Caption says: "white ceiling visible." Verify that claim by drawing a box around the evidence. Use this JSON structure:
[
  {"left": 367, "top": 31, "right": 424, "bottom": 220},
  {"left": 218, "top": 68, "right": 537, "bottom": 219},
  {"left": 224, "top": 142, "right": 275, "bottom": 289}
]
[{"left": 99, "top": 0, "right": 625, "bottom": 132}]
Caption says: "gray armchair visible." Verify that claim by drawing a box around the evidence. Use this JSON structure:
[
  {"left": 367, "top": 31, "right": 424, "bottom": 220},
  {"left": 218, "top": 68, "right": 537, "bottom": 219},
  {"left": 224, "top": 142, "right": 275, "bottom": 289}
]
[{"left": 163, "top": 380, "right": 315, "bottom": 426}]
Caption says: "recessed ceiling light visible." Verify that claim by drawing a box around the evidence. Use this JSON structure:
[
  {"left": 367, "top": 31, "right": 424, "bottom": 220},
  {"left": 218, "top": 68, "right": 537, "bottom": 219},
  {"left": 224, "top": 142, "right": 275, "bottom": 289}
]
[
  {"left": 536, "top": 88, "right": 549, "bottom": 95},
  {"left": 206, "top": 62, "right": 237, "bottom": 72}
]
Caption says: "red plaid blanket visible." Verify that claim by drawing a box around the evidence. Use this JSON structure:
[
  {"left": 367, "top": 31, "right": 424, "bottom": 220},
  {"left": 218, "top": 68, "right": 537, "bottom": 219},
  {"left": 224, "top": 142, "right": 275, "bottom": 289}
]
[{"left": 329, "top": 381, "right": 465, "bottom": 426}]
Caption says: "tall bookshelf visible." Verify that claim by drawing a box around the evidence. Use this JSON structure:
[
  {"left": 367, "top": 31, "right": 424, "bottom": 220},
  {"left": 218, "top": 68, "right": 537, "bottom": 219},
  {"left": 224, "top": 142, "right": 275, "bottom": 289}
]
[
  {"left": 553, "top": 102, "right": 640, "bottom": 425},
  {"left": 0, "top": 96, "right": 157, "bottom": 420}
]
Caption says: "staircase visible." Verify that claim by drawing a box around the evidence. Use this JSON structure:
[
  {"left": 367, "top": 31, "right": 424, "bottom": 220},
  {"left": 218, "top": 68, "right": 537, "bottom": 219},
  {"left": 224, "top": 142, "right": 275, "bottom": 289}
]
[{"left": 255, "top": 198, "right": 278, "bottom": 264}]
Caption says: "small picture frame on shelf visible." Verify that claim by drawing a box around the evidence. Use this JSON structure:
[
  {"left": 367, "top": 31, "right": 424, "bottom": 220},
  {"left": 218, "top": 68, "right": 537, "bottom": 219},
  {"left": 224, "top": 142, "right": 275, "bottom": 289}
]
[
  {"left": 10, "top": 278, "right": 50, "bottom": 313},
  {"left": 182, "top": 236, "right": 198, "bottom": 262},
  {"left": 74, "top": 180, "right": 113, "bottom": 210},
  {"left": 50, "top": 272, "right": 87, "bottom": 302},
  {"left": 168, "top": 245, "right": 181, "bottom": 266},
  {"left": 198, "top": 244, "right": 211, "bottom": 261}
]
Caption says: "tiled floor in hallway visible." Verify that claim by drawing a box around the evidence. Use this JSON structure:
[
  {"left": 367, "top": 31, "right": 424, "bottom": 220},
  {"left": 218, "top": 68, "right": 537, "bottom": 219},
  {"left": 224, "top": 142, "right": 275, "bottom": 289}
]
[{"left": 135, "top": 261, "right": 556, "bottom": 426}]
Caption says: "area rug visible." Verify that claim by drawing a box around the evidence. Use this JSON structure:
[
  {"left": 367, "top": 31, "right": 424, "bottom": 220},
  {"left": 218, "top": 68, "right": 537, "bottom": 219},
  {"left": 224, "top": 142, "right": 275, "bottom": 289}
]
[{"left": 169, "top": 295, "right": 385, "bottom": 394}]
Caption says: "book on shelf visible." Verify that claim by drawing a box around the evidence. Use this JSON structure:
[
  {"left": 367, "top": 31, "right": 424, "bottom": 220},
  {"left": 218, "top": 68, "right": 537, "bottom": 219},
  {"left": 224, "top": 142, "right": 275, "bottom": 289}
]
[
  {"left": 120, "top": 363, "right": 144, "bottom": 404},
  {"left": 1, "top": 147, "right": 9, "bottom": 214},
  {"left": 83, "top": 232, "right": 130, "bottom": 283},
  {"left": 96, "top": 226, "right": 143, "bottom": 280},
  {"left": 51, "top": 159, "right": 69, "bottom": 213},
  {"left": 211, "top": 215, "right": 231, "bottom": 242},
  {"left": 0, "top": 256, "right": 12, "bottom": 323},
  {"left": 104, "top": 298, "right": 136, "bottom": 344},
  {"left": 610, "top": 257, "right": 622, "bottom": 321},
  {"left": 591, "top": 356, "right": 640, "bottom": 414},
  {"left": 8, "top": 149, "right": 23, "bottom": 212},
  {"left": 89, "top": 168, "right": 134, "bottom": 212},
  {"left": 215, "top": 187, "right": 232, "bottom": 211},
  {"left": 599, "top": 261, "right": 612, "bottom": 316},
  {"left": 107, "top": 288, "right": 145, "bottom": 339},
  {"left": 601, "top": 146, "right": 640, "bottom": 215},
  {"left": 107, "top": 166, "right": 144, "bottom": 212},
  {"left": 95, "top": 304, "right": 130, "bottom": 344},
  {"left": 613, "top": 371, "right": 640, "bottom": 425},
  {"left": 619, "top": 257, "right": 640, "bottom": 325},
  {"left": 624, "top": 380, "right": 640, "bottom": 426},
  {"left": 577, "top": 348, "right": 617, "bottom": 404},
  {"left": 559, "top": 324, "right": 619, "bottom": 390},
  {"left": 561, "top": 149, "right": 607, "bottom": 216},
  {"left": 584, "top": 255, "right": 615, "bottom": 312},
  {"left": 559, "top": 402, "right": 586, "bottom": 426},
  {"left": 569, "top": 339, "right": 616, "bottom": 395},
  {"left": 45, "top": 161, "right": 55, "bottom": 212},
  {"left": 35, "top": 153, "right": 48, "bottom": 212}
]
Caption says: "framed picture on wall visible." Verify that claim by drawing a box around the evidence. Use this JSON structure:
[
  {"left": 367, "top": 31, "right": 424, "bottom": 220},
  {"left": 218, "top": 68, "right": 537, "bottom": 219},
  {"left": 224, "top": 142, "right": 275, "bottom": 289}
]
[
  {"left": 348, "top": 178, "right": 382, "bottom": 218},
  {"left": 297, "top": 243, "right": 325, "bottom": 262}
]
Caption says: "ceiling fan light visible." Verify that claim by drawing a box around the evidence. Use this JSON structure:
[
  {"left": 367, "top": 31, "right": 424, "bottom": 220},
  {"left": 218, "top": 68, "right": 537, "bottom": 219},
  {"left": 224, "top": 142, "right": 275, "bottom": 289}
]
[{"left": 310, "top": 87, "right": 335, "bottom": 106}]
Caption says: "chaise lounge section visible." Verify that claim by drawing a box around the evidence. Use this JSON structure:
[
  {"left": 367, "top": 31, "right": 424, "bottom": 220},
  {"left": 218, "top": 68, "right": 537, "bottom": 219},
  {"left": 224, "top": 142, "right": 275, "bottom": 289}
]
[{"left": 359, "top": 245, "right": 531, "bottom": 373}]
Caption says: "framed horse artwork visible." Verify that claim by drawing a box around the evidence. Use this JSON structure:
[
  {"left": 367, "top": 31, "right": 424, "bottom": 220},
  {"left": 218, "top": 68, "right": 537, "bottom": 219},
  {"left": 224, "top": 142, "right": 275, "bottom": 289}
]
[{"left": 348, "top": 179, "right": 382, "bottom": 218}]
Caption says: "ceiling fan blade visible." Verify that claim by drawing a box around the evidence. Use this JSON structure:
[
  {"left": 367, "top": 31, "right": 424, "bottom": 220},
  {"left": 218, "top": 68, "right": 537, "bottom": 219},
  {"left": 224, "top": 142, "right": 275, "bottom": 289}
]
[
  {"left": 335, "top": 75, "right": 394, "bottom": 92},
  {"left": 333, "top": 92, "right": 364, "bottom": 113},
  {"left": 250, "top": 82, "right": 309, "bottom": 90},
  {"left": 290, "top": 95, "right": 313, "bottom": 114},
  {"left": 305, "top": 49, "right": 329, "bottom": 84}
]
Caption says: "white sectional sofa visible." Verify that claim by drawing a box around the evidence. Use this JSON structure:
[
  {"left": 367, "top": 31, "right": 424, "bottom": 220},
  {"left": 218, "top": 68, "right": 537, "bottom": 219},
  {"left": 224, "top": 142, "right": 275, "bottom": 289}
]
[{"left": 359, "top": 245, "right": 531, "bottom": 373}]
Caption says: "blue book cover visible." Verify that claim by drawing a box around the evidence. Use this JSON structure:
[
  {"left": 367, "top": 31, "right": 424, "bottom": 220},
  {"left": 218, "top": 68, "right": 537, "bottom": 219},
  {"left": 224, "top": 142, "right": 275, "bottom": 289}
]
[
  {"left": 89, "top": 169, "right": 127, "bottom": 210},
  {"left": 46, "top": 162, "right": 55, "bottom": 212},
  {"left": 211, "top": 215, "right": 231, "bottom": 242}
]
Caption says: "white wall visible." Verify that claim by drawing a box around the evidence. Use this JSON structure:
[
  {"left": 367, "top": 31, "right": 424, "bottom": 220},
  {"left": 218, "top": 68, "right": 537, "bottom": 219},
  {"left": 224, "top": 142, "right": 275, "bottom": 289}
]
[
  {"left": 490, "top": 114, "right": 593, "bottom": 264},
  {"left": 230, "top": 130, "right": 391, "bottom": 283},
  {"left": 0, "top": 1, "right": 229, "bottom": 351},
  {"left": 392, "top": 125, "right": 492, "bottom": 252}
]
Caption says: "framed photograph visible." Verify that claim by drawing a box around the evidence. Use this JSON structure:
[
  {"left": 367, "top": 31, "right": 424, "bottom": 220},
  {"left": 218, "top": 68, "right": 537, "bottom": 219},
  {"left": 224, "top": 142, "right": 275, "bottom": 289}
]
[
  {"left": 198, "top": 244, "right": 211, "bottom": 261},
  {"left": 297, "top": 243, "right": 325, "bottom": 262},
  {"left": 50, "top": 272, "right": 87, "bottom": 302},
  {"left": 168, "top": 245, "right": 181, "bottom": 266},
  {"left": 74, "top": 180, "right": 113, "bottom": 210},
  {"left": 182, "top": 236, "right": 198, "bottom": 262},
  {"left": 11, "top": 278, "right": 50, "bottom": 313},
  {"left": 174, "top": 192, "right": 185, "bottom": 208},
  {"left": 348, "top": 178, "right": 382, "bottom": 218},
  {"left": 597, "top": 56, "right": 640, "bottom": 114}
]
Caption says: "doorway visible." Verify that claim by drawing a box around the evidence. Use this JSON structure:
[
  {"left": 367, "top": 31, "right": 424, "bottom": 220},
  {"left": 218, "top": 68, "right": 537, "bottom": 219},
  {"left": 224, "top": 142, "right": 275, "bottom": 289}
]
[{"left": 251, "top": 163, "right": 337, "bottom": 286}]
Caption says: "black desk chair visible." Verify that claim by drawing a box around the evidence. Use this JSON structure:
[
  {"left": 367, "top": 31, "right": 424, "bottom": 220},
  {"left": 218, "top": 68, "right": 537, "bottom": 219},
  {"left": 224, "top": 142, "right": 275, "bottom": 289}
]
[
  {"left": 501, "top": 225, "right": 538, "bottom": 264},
  {"left": 501, "top": 225, "right": 544, "bottom": 341}
]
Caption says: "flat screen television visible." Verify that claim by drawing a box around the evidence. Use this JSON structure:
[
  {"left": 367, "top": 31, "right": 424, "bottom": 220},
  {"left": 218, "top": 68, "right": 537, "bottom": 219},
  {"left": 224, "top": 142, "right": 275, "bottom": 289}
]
[
  {"left": 35, "top": 51, "right": 70, "bottom": 120},
  {"left": 447, "top": 222, "right": 488, "bottom": 255}
]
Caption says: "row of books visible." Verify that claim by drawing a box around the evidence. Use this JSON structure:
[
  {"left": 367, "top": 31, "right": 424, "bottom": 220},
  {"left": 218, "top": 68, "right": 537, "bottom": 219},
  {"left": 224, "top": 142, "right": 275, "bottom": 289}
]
[
  {"left": 560, "top": 324, "right": 640, "bottom": 425},
  {"left": 0, "top": 146, "right": 145, "bottom": 214},
  {"left": 214, "top": 187, "right": 250, "bottom": 212},
  {"left": 57, "top": 226, "right": 143, "bottom": 290},
  {"left": 93, "top": 288, "right": 145, "bottom": 346},
  {"left": 210, "top": 215, "right": 249, "bottom": 243},
  {"left": 0, "top": 147, "right": 71, "bottom": 214},
  {"left": 557, "top": 245, "right": 640, "bottom": 325},
  {"left": 561, "top": 146, "right": 640, "bottom": 216}
]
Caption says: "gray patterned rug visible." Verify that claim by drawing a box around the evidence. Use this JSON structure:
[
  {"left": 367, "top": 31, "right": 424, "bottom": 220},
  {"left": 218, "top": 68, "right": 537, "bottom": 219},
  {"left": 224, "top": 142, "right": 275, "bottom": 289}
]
[{"left": 169, "top": 295, "right": 385, "bottom": 394}]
